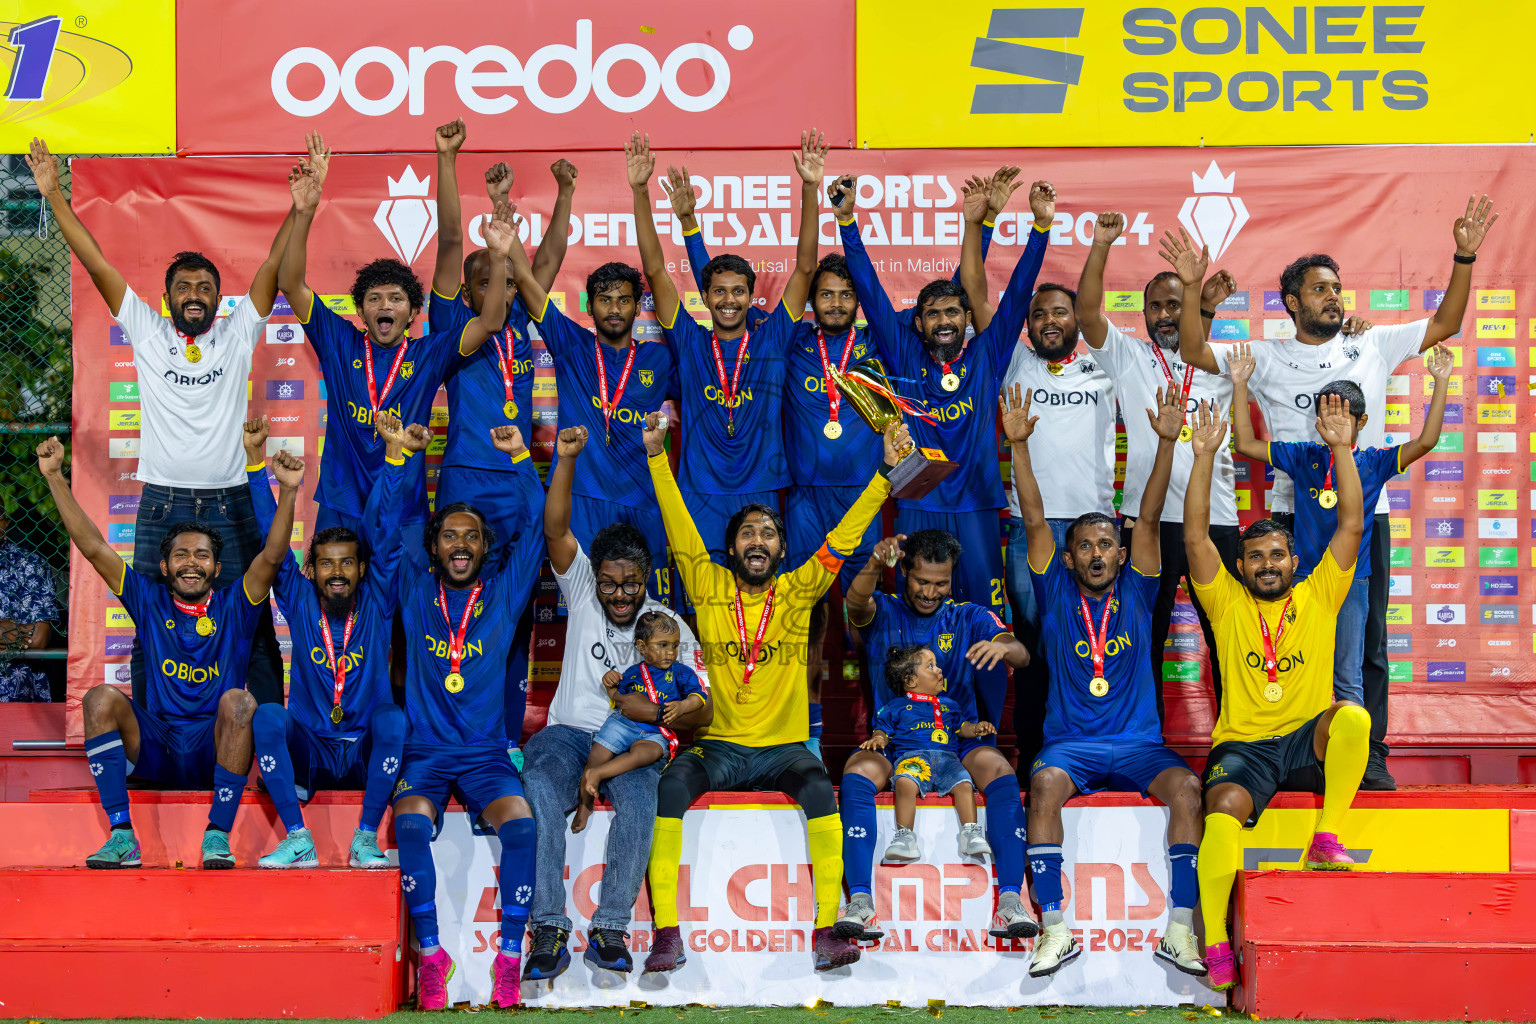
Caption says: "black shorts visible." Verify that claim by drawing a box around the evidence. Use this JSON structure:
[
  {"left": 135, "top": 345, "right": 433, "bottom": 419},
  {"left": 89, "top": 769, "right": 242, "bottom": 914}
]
[
  {"left": 1201, "top": 710, "right": 1327, "bottom": 826},
  {"left": 673, "top": 738, "right": 822, "bottom": 791}
]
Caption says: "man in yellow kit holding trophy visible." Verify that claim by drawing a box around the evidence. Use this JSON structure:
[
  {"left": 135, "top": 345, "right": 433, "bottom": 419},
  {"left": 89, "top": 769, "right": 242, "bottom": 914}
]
[{"left": 637, "top": 405, "right": 913, "bottom": 975}]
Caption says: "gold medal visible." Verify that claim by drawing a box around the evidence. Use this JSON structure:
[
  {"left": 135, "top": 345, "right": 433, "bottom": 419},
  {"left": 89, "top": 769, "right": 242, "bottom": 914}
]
[
  {"left": 503, "top": 399, "right": 518, "bottom": 420},
  {"left": 184, "top": 343, "right": 202, "bottom": 364},
  {"left": 1318, "top": 489, "right": 1338, "bottom": 509},
  {"left": 931, "top": 728, "right": 949, "bottom": 745},
  {"left": 195, "top": 616, "right": 216, "bottom": 636},
  {"left": 1178, "top": 424, "right": 1193, "bottom": 443},
  {"left": 1263, "top": 682, "right": 1283, "bottom": 703},
  {"left": 727, "top": 421, "right": 736, "bottom": 438},
  {"left": 735, "top": 683, "right": 753, "bottom": 704},
  {"left": 444, "top": 672, "right": 465, "bottom": 693},
  {"left": 1089, "top": 675, "right": 1109, "bottom": 697},
  {"left": 330, "top": 705, "right": 345, "bottom": 725},
  {"left": 823, "top": 420, "right": 843, "bottom": 440},
  {"left": 1047, "top": 362, "right": 1064, "bottom": 377},
  {"left": 941, "top": 372, "right": 961, "bottom": 391}
]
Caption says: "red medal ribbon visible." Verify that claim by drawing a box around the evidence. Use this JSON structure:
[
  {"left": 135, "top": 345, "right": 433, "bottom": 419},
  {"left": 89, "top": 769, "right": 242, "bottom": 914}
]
[
  {"left": 1256, "top": 595, "right": 1294, "bottom": 683},
  {"left": 319, "top": 609, "right": 358, "bottom": 713},
  {"left": 638, "top": 663, "right": 679, "bottom": 756},
  {"left": 732, "top": 585, "right": 775, "bottom": 696},
  {"left": 816, "top": 327, "right": 857, "bottom": 424},
  {"left": 1078, "top": 588, "right": 1116, "bottom": 681},
  {"left": 364, "top": 337, "right": 409, "bottom": 420},
  {"left": 936, "top": 336, "right": 972, "bottom": 380},
  {"left": 711, "top": 329, "right": 753, "bottom": 434},
  {"left": 171, "top": 596, "right": 210, "bottom": 619},
  {"left": 595, "top": 339, "right": 638, "bottom": 441},
  {"left": 1149, "top": 346, "right": 1196, "bottom": 423},
  {"left": 492, "top": 328, "right": 518, "bottom": 405},
  {"left": 909, "top": 692, "right": 946, "bottom": 731},
  {"left": 437, "top": 580, "right": 484, "bottom": 676},
  {"left": 1322, "top": 446, "right": 1356, "bottom": 492}
]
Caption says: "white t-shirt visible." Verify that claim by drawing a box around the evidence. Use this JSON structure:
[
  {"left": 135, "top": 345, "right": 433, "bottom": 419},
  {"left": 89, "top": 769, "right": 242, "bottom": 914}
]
[
  {"left": 1211, "top": 320, "right": 1429, "bottom": 515},
  {"left": 114, "top": 286, "right": 267, "bottom": 489},
  {"left": 1002, "top": 343, "right": 1117, "bottom": 520},
  {"left": 1096, "top": 324, "right": 1236, "bottom": 526},
  {"left": 547, "top": 544, "right": 709, "bottom": 733}
]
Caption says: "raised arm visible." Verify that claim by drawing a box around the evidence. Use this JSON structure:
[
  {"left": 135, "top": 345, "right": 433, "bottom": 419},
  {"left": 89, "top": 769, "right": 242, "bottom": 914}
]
[
  {"left": 831, "top": 174, "right": 904, "bottom": 354},
  {"left": 25, "top": 138, "right": 126, "bottom": 314},
  {"left": 779, "top": 129, "right": 829, "bottom": 316},
  {"left": 1317, "top": 393, "right": 1364, "bottom": 569},
  {"left": 1182, "top": 401, "right": 1228, "bottom": 586},
  {"left": 1423, "top": 195, "right": 1499, "bottom": 350},
  {"left": 530, "top": 159, "right": 578, "bottom": 291},
  {"left": 662, "top": 164, "right": 710, "bottom": 292},
  {"left": 243, "top": 450, "right": 303, "bottom": 602},
  {"left": 1398, "top": 345, "right": 1453, "bottom": 466},
  {"left": 627, "top": 133, "right": 681, "bottom": 324},
  {"left": 1076, "top": 213, "right": 1124, "bottom": 348},
  {"left": 1226, "top": 343, "right": 1271, "bottom": 463},
  {"left": 543, "top": 426, "right": 587, "bottom": 574},
  {"left": 431, "top": 119, "right": 468, "bottom": 300},
  {"left": 1132, "top": 384, "right": 1184, "bottom": 575},
  {"left": 1160, "top": 228, "right": 1221, "bottom": 374},
  {"left": 961, "top": 167, "right": 1022, "bottom": 331},
  {"left": 458, "top": 212, "right": 517, "bottom": 354},
  {"left": 975, "top": 181, "right": 1053, "bottom": 364},
  {"left": 999, "top": 383, "right": 1053, "bottom": 570},
  {"left": 845, "top": 535, "right": 904, "bottom": 627},
  {"left": 278, "top": 132, "right": 327, "bottom": 321},
  {"left": 498, "top": 194, "right": 551, "bottom": 315},
  {"left": 36, "top": 436, "right": 123, "bottom": 590},
  {"left": 490, "top": 424, "right": 547, "bottom": 585}
]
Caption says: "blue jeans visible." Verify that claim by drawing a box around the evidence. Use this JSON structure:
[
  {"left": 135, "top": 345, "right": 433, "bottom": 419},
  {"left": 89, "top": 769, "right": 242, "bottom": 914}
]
[
  {"left": 130, "top": 483, "right": 283, "bottom": 706},
  {"left": 523, "top": 723, "right": 662, "bottom": 933},
  {"left": 1333, "top": 576, "right": 1369, "bottom": 705}
]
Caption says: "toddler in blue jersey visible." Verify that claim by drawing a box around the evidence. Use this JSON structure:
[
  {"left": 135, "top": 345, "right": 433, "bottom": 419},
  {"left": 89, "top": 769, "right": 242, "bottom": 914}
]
[
  {"left": 573, "top": 611, "right": 707, "bottom": 832},
  {"left": 861, "top": 644, "right": 995, "bottom": 862}
]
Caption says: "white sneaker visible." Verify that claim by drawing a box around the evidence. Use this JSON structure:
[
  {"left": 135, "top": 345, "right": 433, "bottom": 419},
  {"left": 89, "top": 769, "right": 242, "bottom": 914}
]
[
  {"left": 883, "top": 827, "right": 920, "bottom": 862},
  {"left": 1028, "top": 922, "right": 1080, "bottom": 978},
  {"left": 1154, "top": 921, "right": 1207, "bottom": 976},
  {"left": 958, "top": 822, "right": 992, "bottom": 856}
]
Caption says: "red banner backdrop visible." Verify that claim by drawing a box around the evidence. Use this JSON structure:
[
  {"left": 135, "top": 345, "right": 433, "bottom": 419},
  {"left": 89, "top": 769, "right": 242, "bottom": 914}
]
[
  {"left": 174, "top": 0, "right": 856, "bottom": 154},
  {"left": 68, "top": 145, "right": 1536, "bottom": 745}
]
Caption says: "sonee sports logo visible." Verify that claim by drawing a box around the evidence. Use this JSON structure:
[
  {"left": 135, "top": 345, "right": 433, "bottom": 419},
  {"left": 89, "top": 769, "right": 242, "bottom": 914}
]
[{"left": 969, "top": 8, "right": 1084, "bottom": 114}]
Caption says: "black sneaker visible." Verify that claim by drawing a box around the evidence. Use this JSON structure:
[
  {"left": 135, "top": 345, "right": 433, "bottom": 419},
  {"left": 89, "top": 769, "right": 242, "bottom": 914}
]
[
  {"left": 584, "top": 927, "right": 633, "bottom": 973},
  {"left": 522, "top": 925, "right": 571, "bottom": 981},
  {"left": 1360, "top": 750, "right": 1397, "bottom": 791}
]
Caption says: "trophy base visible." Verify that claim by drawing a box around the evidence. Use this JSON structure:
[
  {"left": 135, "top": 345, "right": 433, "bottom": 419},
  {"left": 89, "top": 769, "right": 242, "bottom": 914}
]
[{"left": 888, "top": 449, "right": 959, "bottom": 500}]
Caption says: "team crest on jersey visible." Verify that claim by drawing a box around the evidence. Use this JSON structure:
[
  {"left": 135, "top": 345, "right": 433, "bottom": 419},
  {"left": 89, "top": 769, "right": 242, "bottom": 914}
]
[
  {"left": 853, "top": 344, "right": 867, "bottom": 359},
  {"left": 937, "top": 633, "right": 955, "bottom": 652},
  {"left": 400, "top": 362, "right": 415, "bottom": 379},
  {"left": 1110, "top": 596, "right": 1120, "bottom": 614},
  {"left": 1285, "top": 605, "right": 1297, "bottom": 623},
  {"left": 474, "top": 601, "right": 484, "bottom": 617},
  {"left": 640, "top": 370, "right": 654, "bottom": 387}
]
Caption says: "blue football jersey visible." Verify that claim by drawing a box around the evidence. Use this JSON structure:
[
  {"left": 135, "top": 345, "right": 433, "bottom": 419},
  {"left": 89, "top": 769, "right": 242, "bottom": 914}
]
[
  {"left": 840, "top": 219, "right": 1048, "bottom": 513},
  {"left": 429, "top": 287, "right": 536, "bottom": 472},
  {"left": 875, "top": 693, "right": 967, "bottom": 756},
  {"left": 113, "top": 568, "right": 263, "bottom": 722},
  {"left": 1030, "top": 551, "right": 1162, "bottom": 743},
  {"left": 298, "top": 296, "right": 466, "bottom": 523},
  {"left": 785, "top": 323, "right": 883, "bottom": 487},
  {"left": 532, "top": 295, "right": 677, "bottom": 509},
  {"left": 615, "top": 660, "right": 708, "bottom": 737},
  {"left": 857, "top": 591, "right": 1010, "bottom": 723},
  {"left": 1269, "top": 441, "right": 1400, "bottom": 580}
]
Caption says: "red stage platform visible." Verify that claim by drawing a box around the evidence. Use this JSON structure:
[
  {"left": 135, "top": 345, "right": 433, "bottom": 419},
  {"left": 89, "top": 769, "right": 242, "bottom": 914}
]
[
  {"left": 1232, "top": 870, "right": 1536, "bottom": 1021},
  {"left": 0, "top": 868, "right": 403, "bottom": 1019}
]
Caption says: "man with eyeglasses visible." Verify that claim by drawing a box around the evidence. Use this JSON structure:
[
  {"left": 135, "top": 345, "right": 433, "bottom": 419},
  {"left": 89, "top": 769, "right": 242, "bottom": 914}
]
[{"left": 520, "top": 426, "right": 712, "bottom": 979}]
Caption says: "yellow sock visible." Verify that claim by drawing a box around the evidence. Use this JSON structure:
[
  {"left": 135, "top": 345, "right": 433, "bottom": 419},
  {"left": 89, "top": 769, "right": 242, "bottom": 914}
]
[
  {"left": 647, "top": 817, "right": 684, "bottom": 929},
  {"left": 807, "top": 813, "right": 844, "bottom": 928},
  {"left": 1198, "top": 812, "right": 1243, "bottom": 945},
  {"left": 1318, "top": 704, "right": 1370, "bottom": 836}
]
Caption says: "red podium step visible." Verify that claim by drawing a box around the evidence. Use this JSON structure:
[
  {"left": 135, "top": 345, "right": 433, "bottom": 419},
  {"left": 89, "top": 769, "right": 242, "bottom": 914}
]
[
  {"left": 1232, "top": 870, "right": 1536, "bottom": 1020},
  {"left": 0, "top": 868, "right": 403, "bottom": 1018}
]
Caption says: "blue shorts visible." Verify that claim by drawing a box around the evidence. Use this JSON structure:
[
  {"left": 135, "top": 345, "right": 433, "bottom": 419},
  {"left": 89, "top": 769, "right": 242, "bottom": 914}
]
[
  {"left": 785, "top": 483, "right": 881, "bottom": 594},
  {"left": 128, "top": 705, "right": 217, "bottom": 789},
  {"left": 593, "top": 710, "right": 673, "bottom": 760},
  {"left": 392, "top": 744, "right": 524, "bottom": 831},
  {"left": 891, "top": 748, "right": 971, "bottom": 797},
  {"left": 272, "top": 715, "right": 385, "bottom": 802},
  {"left": 1031, "top": 738, "right": 1191, "bottom": 797},
  {"left": 569, "top": 492, "right": 671, "bottom": 602}
]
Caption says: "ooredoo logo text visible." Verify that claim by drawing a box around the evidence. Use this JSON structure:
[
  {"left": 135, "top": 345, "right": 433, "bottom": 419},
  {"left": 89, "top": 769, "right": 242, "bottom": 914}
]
[{"left": 271, "top": 21, "right": 758, "bottom": 117}]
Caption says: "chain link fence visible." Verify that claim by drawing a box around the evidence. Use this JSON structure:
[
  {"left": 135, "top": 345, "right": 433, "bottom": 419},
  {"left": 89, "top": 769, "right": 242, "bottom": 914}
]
[{"left": 0, "top": 153, "right": 73, "bottom": 700}]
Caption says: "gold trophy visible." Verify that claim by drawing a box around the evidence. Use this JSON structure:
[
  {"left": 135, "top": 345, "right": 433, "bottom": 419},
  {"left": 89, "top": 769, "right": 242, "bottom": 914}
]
[{"left": 828, "top": 357, "right": 958, "bottom": 499}]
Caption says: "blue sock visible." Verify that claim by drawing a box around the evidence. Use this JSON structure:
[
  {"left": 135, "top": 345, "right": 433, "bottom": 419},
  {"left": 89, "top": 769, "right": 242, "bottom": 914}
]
[
  {"left": 1169, "top": 843, "right": 1199, "bottom": 911},
  {"left": 1028, "top": 844, "right": 1065, "bottom": 911},
  {"left": 86, "top": 730, "right": 131, "bottom": 828},
  {"left": 983, "top": 775, "right": 1026, "bottom": 895},
  {"left": 497, "top": 818, "right": 536, "bottom": 954},
  {"left": 396, "top": 812, "right": 440, "bottom": 951},
  {"left": 361, "top": 705, "right": 407, "bottom": 832},
  {"left": 839, "top": 773, "right": 879, "bottom": 896},
  {"left": 209, "top": 764, "right": 246, "bottom": 833},
  {"left": 252, "top": 704, "right": 304, "bottom": 832}
]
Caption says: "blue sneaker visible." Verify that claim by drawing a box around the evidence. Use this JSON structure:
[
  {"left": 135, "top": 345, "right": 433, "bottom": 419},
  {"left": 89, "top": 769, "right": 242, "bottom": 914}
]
[
  {"left": 584, "top": 927, "right": 633, "bottom": 972},
  {"left": 259, "top": 827, "right": 318, "bottom": 869},
  {"left": 350, "top": 828, "right": 390, "bottom": 869},
  {"left": 522, "top": 926, "right": 571, "bottom": 981},
  {"left": 86, "top": 829, "right": 141, "bottom": 869},
  {"left": 200, "top": 828, "right": 236, "bottom": 869}
]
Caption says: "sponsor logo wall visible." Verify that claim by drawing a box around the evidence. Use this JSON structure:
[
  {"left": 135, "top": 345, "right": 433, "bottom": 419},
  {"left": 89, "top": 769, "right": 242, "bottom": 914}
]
[{"left": 67, "top": 145, "right": 1536, "bottom": 746}]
